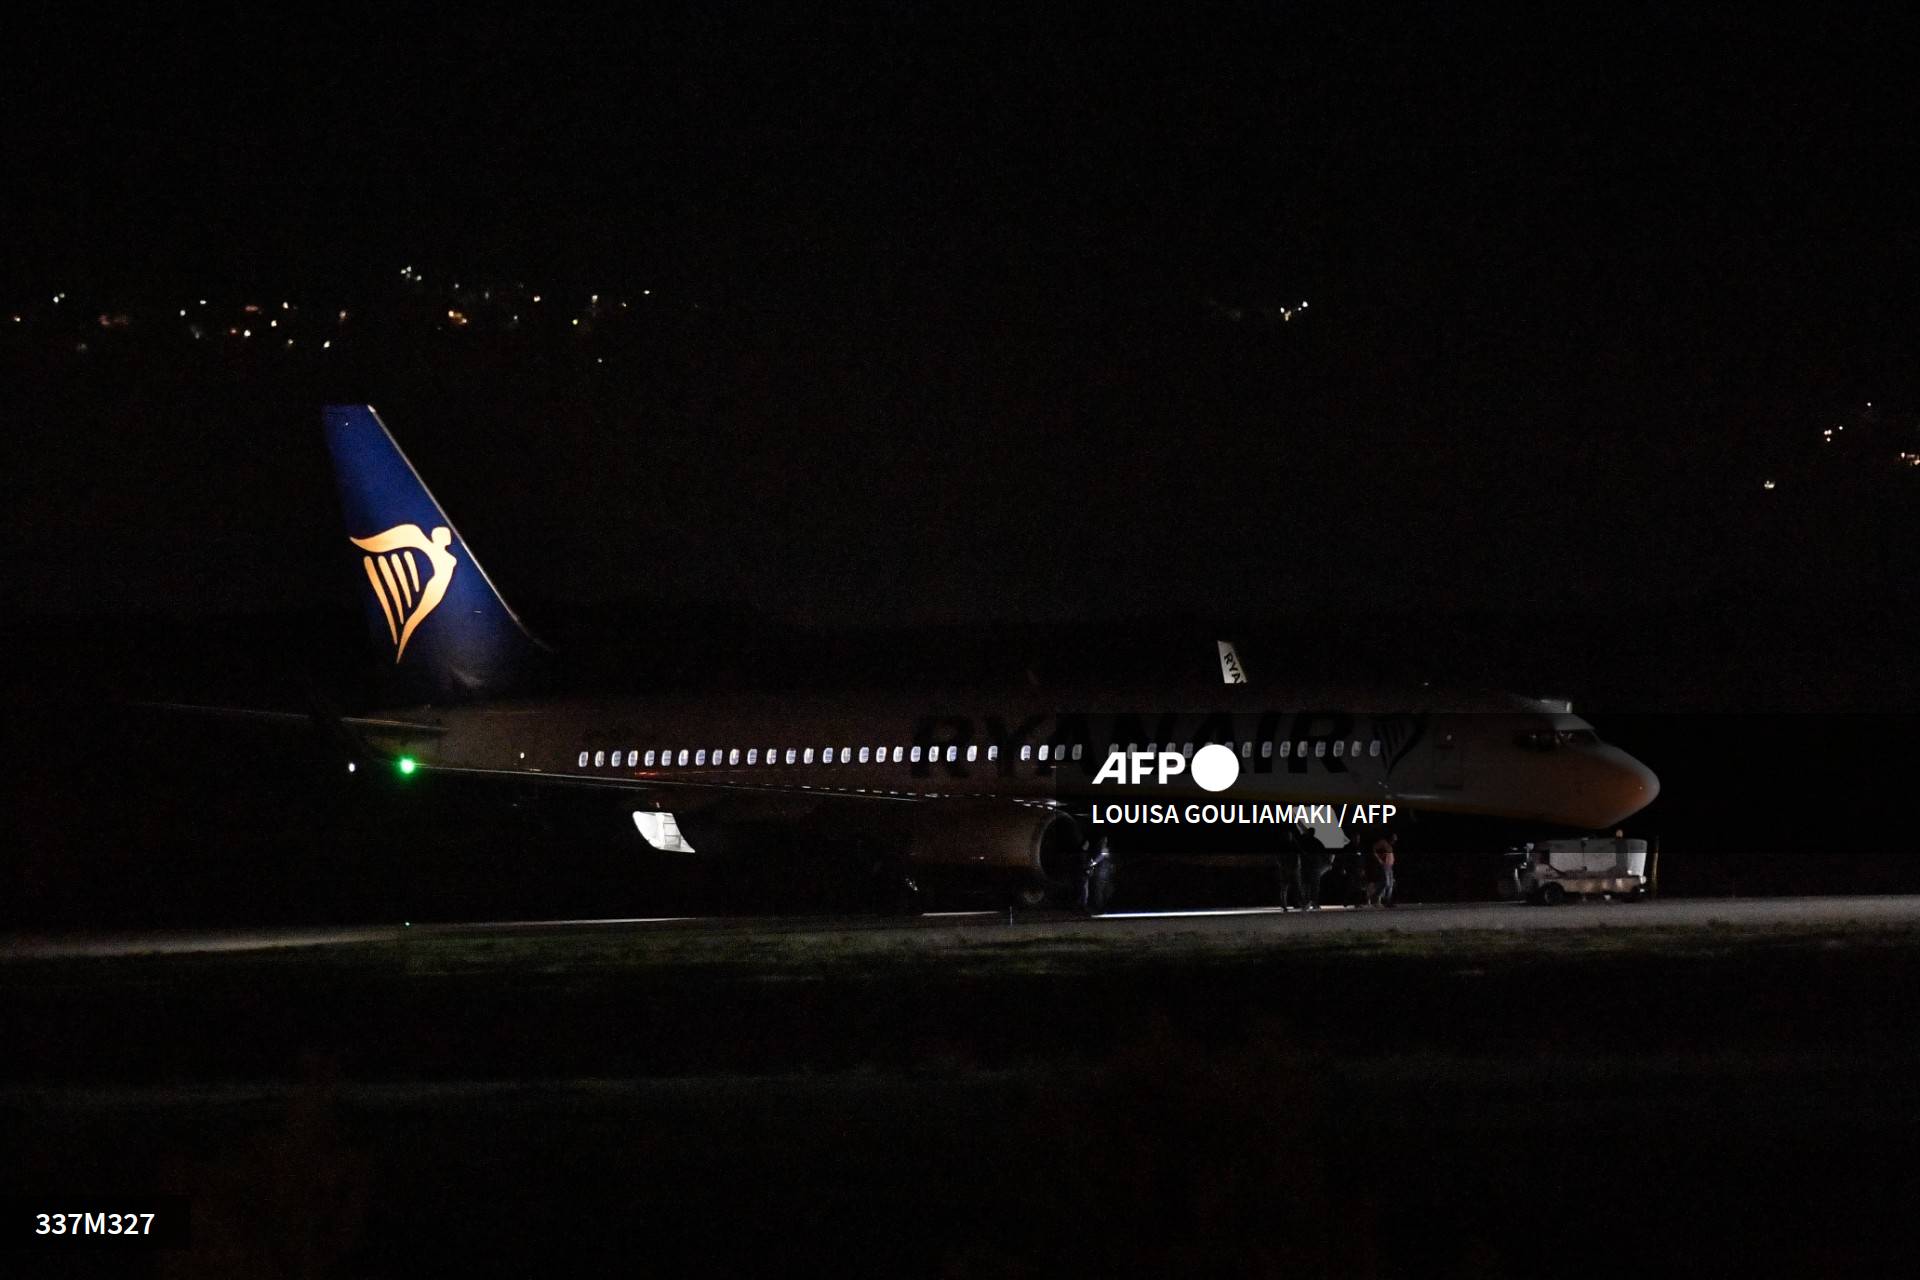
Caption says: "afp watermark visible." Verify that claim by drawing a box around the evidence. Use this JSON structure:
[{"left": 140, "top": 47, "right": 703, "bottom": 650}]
[{"left": 1092, "top": 743, "right": 1243, "bottom": 792}]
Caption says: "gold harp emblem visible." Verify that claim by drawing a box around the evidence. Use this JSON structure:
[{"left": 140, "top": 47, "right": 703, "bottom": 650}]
[{"left": 350, "top": 524, "right": 458, "bottom": 663}]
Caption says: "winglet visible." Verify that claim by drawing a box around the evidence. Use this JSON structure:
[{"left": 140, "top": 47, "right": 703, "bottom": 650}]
[{"left": 1217, "top": 640, "right": 1248, "bottom": 684}]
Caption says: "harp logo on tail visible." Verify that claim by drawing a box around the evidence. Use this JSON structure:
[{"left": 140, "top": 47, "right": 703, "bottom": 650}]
[{"left": 350, "top": 524, "right": 458, "bottom": 662}]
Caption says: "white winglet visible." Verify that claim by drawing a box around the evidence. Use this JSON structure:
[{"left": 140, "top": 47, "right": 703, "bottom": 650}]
[{"left": 1217, "top": 640, "right": 1248, "bottom": 684}]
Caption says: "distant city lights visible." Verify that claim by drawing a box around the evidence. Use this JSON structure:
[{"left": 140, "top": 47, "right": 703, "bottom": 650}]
[{"left": 6, "top": 274, "right": 1330, "bottom": 386}]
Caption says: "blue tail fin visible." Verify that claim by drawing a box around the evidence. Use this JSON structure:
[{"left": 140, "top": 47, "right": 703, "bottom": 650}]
[{"left": 323, "top": 404, "right": 543, "bottom": 704}]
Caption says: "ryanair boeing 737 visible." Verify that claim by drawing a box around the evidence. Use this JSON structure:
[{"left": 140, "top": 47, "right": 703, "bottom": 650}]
[{"left": 190, "top": 405, "right": 1660, "bottom": 913}]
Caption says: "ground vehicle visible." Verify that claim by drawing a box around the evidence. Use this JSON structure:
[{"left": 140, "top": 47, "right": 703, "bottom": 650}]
[{"left": 1501, "top": 838, "right": 1649, "bottom": 904}]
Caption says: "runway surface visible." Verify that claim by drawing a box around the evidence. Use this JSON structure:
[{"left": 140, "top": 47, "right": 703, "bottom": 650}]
[
  {"left": 12, "top": 894, "right": 1920, "bottom": 1273},
  {"left": 10, "top": 893, "right": 1920, "bottom": 961}
]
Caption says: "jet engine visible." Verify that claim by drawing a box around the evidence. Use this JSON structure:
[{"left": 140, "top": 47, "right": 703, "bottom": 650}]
[{"left": 904, "top": 802, "right": 1084, "bottom": 889}]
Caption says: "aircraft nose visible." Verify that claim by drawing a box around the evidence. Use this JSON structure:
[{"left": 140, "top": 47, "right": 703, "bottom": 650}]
[{"left": 1589, "top": 744, "right": 1659, "bottom": 827}]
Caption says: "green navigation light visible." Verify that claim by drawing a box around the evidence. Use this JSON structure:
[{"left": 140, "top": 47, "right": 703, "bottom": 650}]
[{"left": 397, "top": 757, "right": 417, "bottom": 776}]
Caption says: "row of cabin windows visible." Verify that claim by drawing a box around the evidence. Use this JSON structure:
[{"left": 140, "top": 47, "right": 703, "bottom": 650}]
[
  {"left": 575, "top": 738, "right": 1382, "bottom": 770},
  {"left": 579, "top": 743, "right": 1022, "bottom": 769},
  {"left": 1107, "top": 739, "right": 1379, "bottom": 760}
]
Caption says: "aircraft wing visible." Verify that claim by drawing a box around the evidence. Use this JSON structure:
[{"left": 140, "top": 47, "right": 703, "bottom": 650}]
[
  {"left": 129, "top": 701, "right": 450, "bottom": 737},
  {"left": 426, "top": 762, "right": 929, "bottom": 803}
]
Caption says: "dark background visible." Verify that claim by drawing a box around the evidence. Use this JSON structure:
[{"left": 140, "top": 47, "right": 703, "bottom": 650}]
[
  {"left": 8, "top": 15, "right": 1920, "bottom": 1274},
  {"left": 5, "top": 5, "right": 1919, "bottom": 923}
]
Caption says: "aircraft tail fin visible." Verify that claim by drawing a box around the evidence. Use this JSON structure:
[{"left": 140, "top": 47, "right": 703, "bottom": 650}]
[{"left": 322, "top": 405, "right": 544, "bottom": 703}]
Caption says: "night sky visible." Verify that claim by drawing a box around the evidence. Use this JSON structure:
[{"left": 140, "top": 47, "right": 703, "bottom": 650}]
[{"left": 5, "top": 7, "right": 1917, "bottom": 678}]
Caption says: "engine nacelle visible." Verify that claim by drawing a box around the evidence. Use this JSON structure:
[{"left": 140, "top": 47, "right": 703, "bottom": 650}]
[{"left": 904, "top": 803, "right": 1083, "bottom": 884}]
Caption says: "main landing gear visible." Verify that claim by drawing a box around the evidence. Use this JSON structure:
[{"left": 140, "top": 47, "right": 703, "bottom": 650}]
[{"left": 1016, "top": 841, "right": 1115, "bottom": 917}]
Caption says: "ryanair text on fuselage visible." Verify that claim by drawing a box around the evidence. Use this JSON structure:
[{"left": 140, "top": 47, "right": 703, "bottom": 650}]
[{"left": 903, "top": 710, "right": 1428, "bottom": 779}]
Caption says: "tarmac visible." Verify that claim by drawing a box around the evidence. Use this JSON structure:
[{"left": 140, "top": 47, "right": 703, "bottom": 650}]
[
  {"left": 10, "top": 894, "right": 1920, "bottom": 1273},
  {"left": 8, "top": 893, "right": 1920, "bottom": 961}
]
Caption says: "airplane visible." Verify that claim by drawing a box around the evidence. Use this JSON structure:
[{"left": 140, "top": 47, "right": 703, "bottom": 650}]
[{"left": 184, "top": 404, "right": 1660, "bottom": 914}]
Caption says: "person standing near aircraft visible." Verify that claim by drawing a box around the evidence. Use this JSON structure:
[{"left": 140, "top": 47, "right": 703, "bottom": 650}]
[
  {"left": 1082, "top": 836, "right": 1116, "bottom": 914},
  {"left": 1277, "top": 841, "right": 1304, "bottom": 910},
  {"left": 1297, "top": 825, "right": 1331, "bottom": 910},
  {"left": 1370, "top": 831, "right": 1397, "bottom": 907}
]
